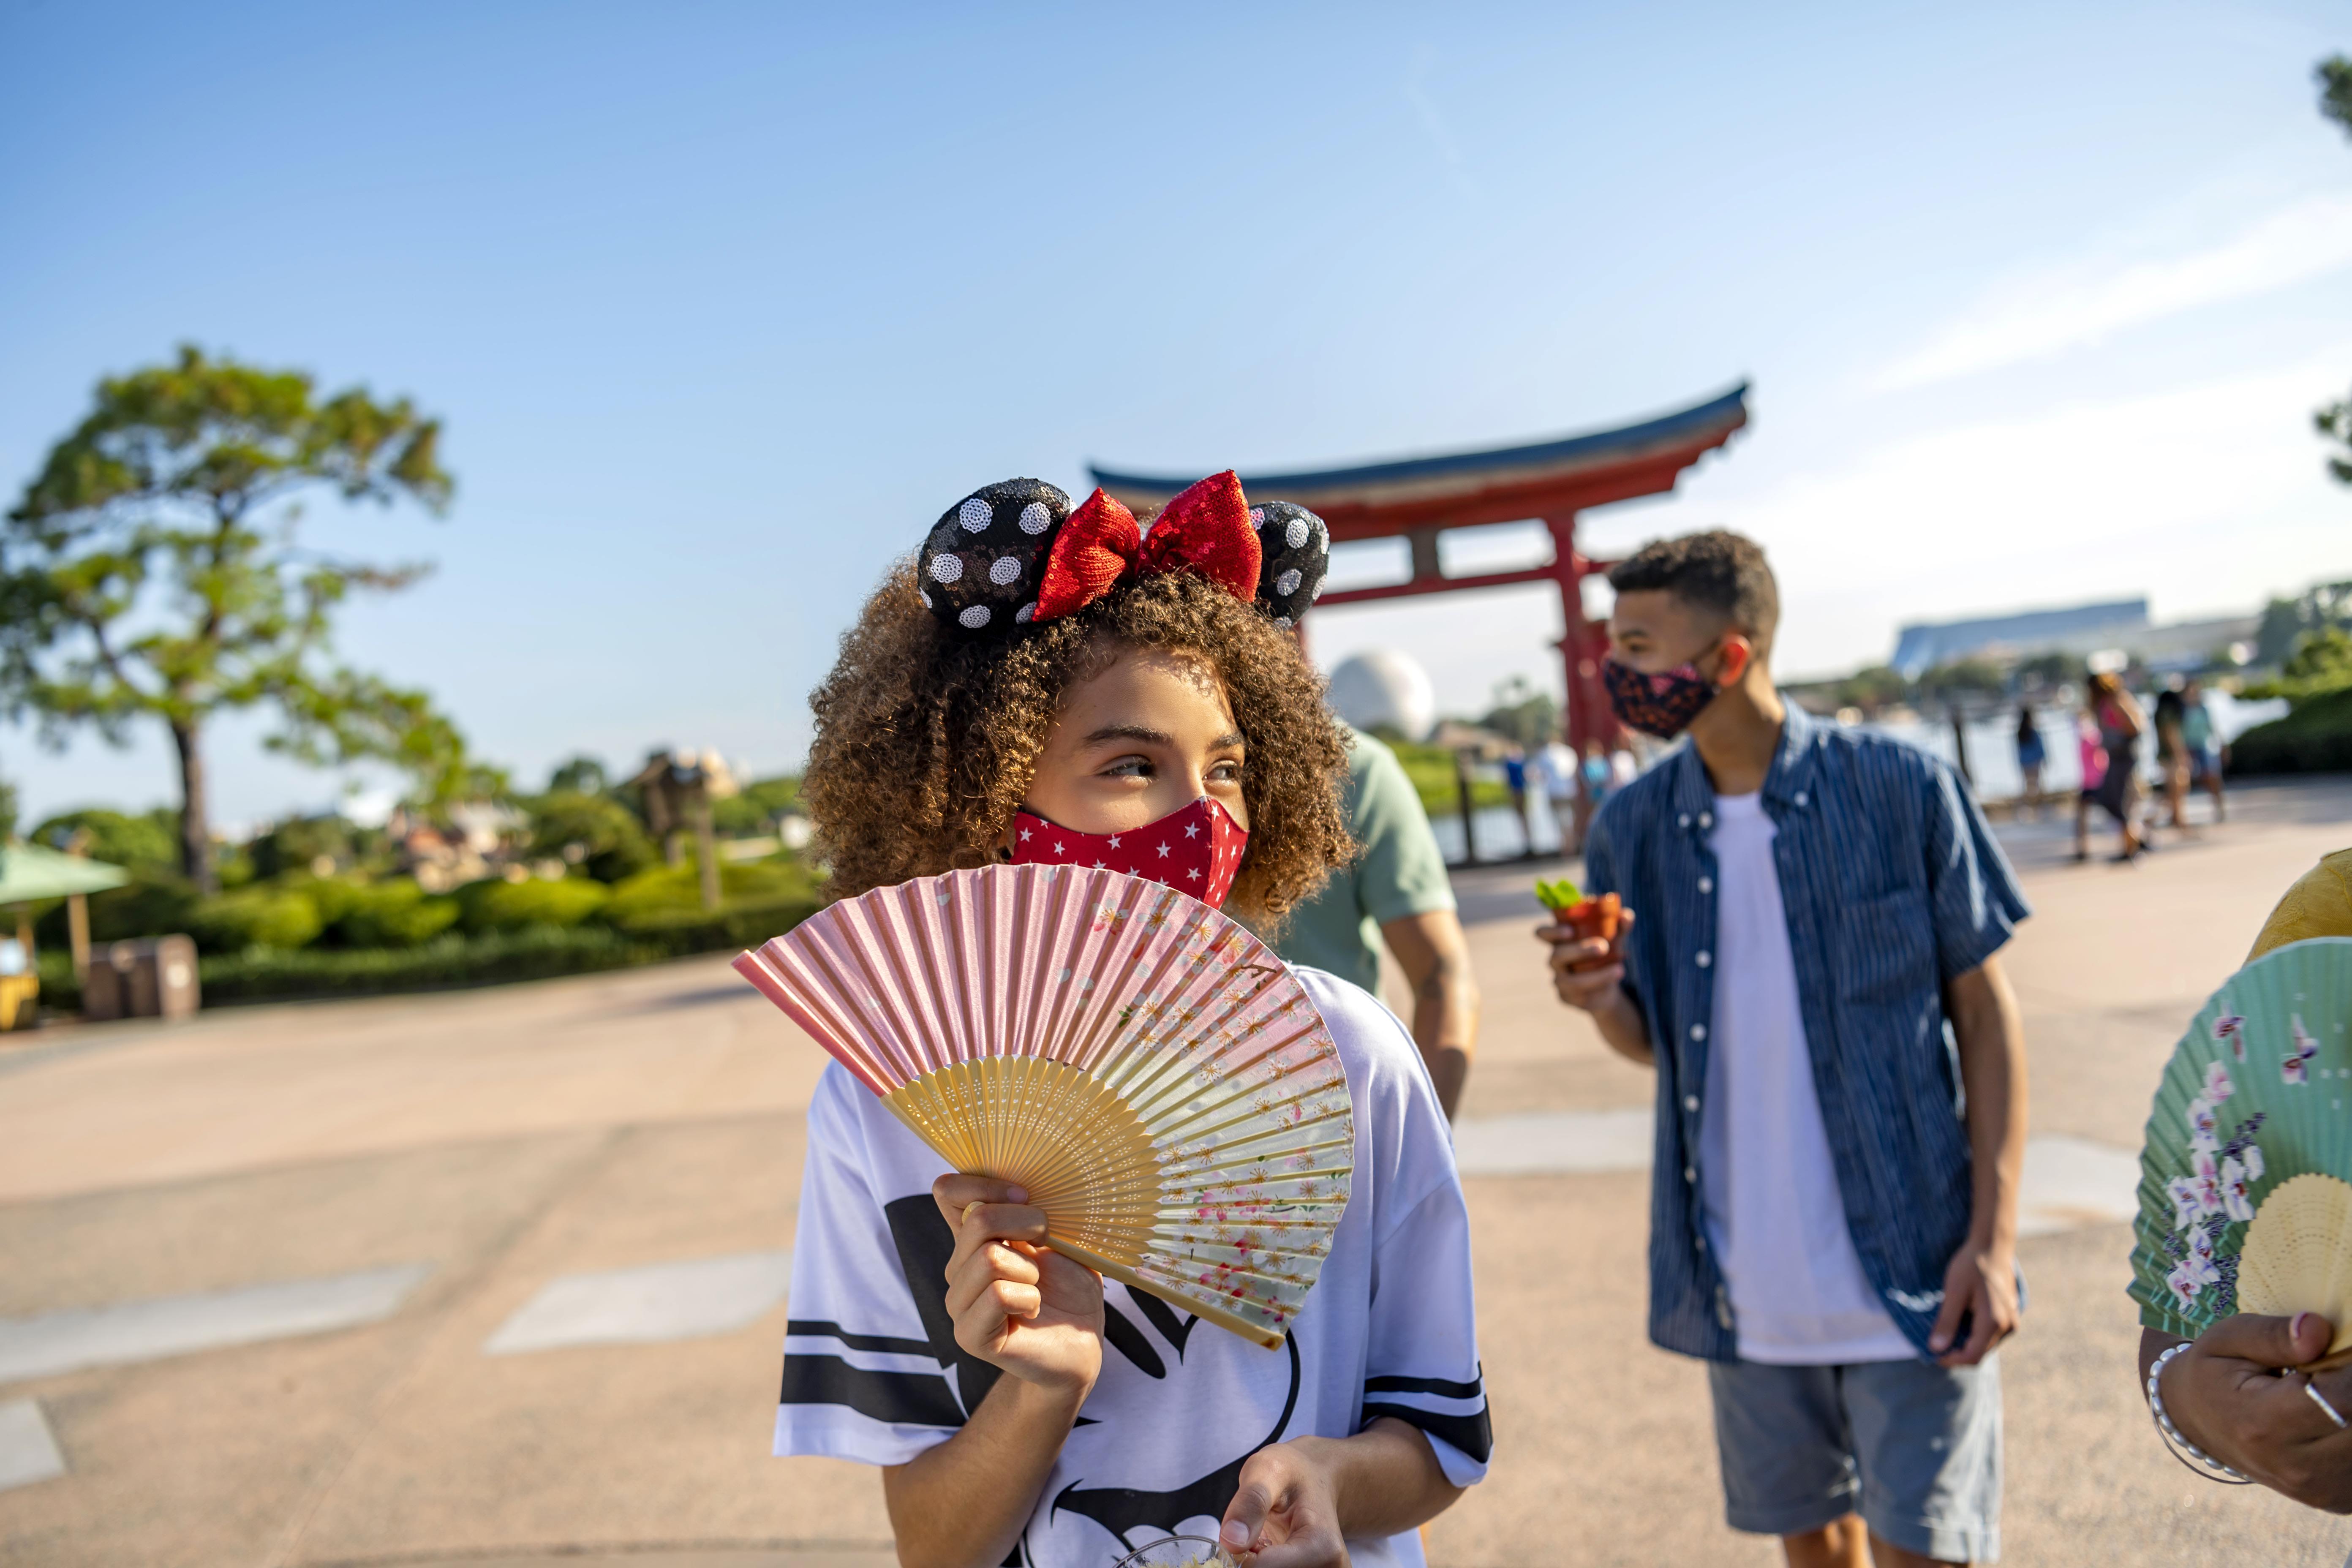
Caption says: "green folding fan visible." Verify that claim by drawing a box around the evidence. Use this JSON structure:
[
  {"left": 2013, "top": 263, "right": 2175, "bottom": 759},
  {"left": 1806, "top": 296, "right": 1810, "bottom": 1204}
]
[{"left": 2132, "top": 937, "right": 2352, "bottom": 1359}]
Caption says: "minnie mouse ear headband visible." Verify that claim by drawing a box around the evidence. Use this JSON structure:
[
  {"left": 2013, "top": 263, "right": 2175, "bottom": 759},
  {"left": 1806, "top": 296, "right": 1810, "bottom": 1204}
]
[{"left": 916, "top": 471, "right": 1330, "bottom": 640}]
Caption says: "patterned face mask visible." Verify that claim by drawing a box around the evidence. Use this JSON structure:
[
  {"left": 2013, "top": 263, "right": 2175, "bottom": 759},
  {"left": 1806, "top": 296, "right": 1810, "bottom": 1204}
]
[
  {"left": 1601, "top": 656, "right": 1720, "bottom": 738},
  {"left": 1009, "top": 795, "right": 1249, "bottom": 908}
]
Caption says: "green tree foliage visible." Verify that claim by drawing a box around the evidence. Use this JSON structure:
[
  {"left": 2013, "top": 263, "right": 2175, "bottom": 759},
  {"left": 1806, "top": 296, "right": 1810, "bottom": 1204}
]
[
  {"left": 2318, "top": 397, "right": 2352, "bottom": 486},
  {"left": 522, "top": 789, "right": 659, "bottom": 882},
  {"left": 2256, "top": 581, "right": 2352, "bottom": 667},
  {"left": 2318, "top": 58, "right": 2352, "bottom": 485},
  {"left": 2, "top": 346, "right": 476, "bottom": 892},
  {"left": 1478, "top": 675, "right": 1559, "bottom": 751},
  {"left": 2285, "top": 626, "right": 2352, "bottom": 682},
  {"left": 1833, "top": 664, "right": 1910, "bottom": 715},
  {"left": 30, "top": 806, "right": 180, "bottom": 872},
  {"left": 544, "top": 754, "right": 609, "bottom": 795},
  {"left": 246, "top": 814, "right": 356, "bottom": 879},
  {"left": 2012, "top": 652, "right": 2080, "bottom": 691},
  {"left": 2322, "top": 54, "right": 2352, "bottom": 139},
  {"left": 713, "top": 773, "right": 802, "bottom": 836},
  {"left": 1915, "top": 658, "right": 2007, "bottom": 706}
]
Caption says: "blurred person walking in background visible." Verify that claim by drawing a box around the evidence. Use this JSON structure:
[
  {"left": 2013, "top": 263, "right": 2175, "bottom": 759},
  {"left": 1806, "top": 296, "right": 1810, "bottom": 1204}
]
[
  {"left": 2075, "top": 673, "right": 2145, "bottom": 863},
  {"left": 2153, "top": 685, "right": 2191, "bottom": 836},
  {"left": 2012, "top": 705, "right": 2046, "bottom": 819},
  {"left": 1538, "top": 531, "right": 2028, "bottom": 1568},
  {"left": 2181, "top": 677, "right": 2226, "bottom": 825},
  {"left": 1277, "top": 721, "right": 1481, "bottom": 1119},
  {"left": 1579, "top": 738, "right": 1616, "bottom": 849},
  {"left": 1503, "top": 745, "right": 1531, "bottom": 852},
  {"left": 1534, "top": 731, "right": 1581, "bottom": 854}
]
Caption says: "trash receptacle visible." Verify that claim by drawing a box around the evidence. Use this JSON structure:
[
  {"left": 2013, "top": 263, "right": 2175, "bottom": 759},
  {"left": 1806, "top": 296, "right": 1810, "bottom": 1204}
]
[{"left": 84, "top": 935, "right": 200, "bottom": 1022}]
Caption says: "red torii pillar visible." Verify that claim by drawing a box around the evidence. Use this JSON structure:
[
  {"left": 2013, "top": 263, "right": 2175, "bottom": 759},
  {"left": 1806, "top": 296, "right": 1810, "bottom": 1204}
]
[{"left": 1092, "top": 383, "right": 1750, "bottom": 764}]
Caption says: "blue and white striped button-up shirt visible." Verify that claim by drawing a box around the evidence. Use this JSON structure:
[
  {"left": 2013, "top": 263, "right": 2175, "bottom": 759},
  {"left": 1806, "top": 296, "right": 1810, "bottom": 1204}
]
[{"left": 1582, "top": 704, "right": 2030, "bottom": 1362}]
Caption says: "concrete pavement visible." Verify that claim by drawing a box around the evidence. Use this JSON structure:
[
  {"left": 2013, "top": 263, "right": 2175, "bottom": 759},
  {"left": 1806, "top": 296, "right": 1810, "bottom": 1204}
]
[{"left": 2, "top": 779, "right": 2349, "bottom": 1565}]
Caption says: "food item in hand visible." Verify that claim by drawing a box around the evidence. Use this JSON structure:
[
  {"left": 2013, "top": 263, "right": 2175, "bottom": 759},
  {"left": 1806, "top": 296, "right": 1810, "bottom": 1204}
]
[
  {"left": 1563, "top": 891, "right": 1623, "bottom": 967},
  {"left": 1537, "top": 878, "right": 1622, "bottom": 969},
  {"left": 1535, "top": 876, "right": 1583, "bottom": 912}
]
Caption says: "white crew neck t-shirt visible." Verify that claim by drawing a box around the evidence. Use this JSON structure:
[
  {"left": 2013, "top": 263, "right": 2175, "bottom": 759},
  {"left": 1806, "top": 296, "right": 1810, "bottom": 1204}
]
[
  {"left": 1696, "top": 791, "right": 1915, "bottom": 1365},
  {"left": 773, "top": 966, "right": 1489, "bottom": 1568}
]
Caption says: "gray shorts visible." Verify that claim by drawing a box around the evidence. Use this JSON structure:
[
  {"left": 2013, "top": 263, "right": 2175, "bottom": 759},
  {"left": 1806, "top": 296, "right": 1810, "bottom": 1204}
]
[{"left": 1707, "top": 1354, "right": 2001, "bottom": 1563}]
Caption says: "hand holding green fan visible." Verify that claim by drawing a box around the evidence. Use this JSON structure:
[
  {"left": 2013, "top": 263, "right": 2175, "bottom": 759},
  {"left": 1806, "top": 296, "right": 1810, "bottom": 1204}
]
[{"left": 2132, "top": 938, "right": 2352, "bottom": 1361}]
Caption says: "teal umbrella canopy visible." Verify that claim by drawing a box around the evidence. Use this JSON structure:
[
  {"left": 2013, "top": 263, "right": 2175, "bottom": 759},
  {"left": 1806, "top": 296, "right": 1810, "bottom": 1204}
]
[{"left": 0, "top": 843, "right": 131, "bottom": 905}]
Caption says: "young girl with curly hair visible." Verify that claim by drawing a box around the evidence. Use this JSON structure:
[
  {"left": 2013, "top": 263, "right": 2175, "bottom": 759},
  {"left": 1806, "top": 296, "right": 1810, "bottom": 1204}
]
[{"left": 773, "top": 474, "right": 1490, "bottom": 1568}]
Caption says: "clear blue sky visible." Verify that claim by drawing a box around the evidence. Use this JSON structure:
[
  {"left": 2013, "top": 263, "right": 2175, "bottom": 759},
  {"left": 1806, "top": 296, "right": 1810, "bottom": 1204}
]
[{"left": 4, "top": 1, "right": 2349, "bottom": 826}]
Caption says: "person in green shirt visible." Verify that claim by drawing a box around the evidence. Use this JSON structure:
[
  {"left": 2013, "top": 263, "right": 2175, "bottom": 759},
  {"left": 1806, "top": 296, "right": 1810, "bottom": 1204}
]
[{"left": 1275, "top": 723, "right": 1481, "bottom": 1117}]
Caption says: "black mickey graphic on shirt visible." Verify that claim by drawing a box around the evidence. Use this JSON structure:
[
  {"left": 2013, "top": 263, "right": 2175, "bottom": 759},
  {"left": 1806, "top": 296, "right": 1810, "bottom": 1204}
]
[{"left": 874, "top": 1194, "right": 1303, "bottom": 1561}]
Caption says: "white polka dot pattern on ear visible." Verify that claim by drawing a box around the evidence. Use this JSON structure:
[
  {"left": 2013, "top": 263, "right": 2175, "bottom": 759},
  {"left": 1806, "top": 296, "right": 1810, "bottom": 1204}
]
[
  {"left": 959, "top": 604, "right": 992, "bottom": 629},
  {"left": 989, "top": 556, "right": 1021, "bottom": 585},
  {"left": 1015, "top": 602, "right": 1037, "bottom": 623},
  {"left": 1286, "top": 517, "right": 1309, "bottom": 549},
  {"left": 929, "top": 553, "right": 964, "bottom": 583},
  {"left": 1250, "top": 507, "right": 1266, "bottom": 526},
  {"left": 1274, "top": 615, "right": 1294, "bottom": 629},
  {"left": 919, "top": 589, "right": 933, "bottom": 609},
  {"left": 1018, "top": 502, "right": 1052, "bottom": 534},
  {"left": 958, "top": 498, "right": 991, "bottom": 531},
  {"left": 1275, "top": 568, "right": 1302, "bottom": 596}
]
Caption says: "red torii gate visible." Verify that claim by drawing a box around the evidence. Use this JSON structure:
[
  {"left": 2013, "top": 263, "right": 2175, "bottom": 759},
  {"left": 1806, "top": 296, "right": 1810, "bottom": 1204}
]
[{"left": 1091, "top": 383, "right": 1750, "bottom": 760}]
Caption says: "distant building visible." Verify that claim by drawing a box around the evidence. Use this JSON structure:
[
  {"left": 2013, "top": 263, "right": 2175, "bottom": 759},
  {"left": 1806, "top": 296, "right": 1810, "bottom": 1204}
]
[
  {"left": 1891, "top": 599, "right": 2148, "bottom": 678},
  {"left": 1889, "top": 596, "right": 2257, "bottom": 679}
]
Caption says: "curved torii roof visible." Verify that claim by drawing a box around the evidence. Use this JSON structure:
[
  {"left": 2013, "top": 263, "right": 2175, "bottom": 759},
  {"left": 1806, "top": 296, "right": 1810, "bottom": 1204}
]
[{"left": 1089, "top": 382, "right": 1748, "bottom": 541}]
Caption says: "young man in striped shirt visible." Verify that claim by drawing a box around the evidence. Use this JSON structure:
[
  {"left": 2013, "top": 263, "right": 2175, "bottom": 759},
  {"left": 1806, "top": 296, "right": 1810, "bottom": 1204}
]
[{"left": 1539, "top": 531, "right": 2030, "bottom": 1568}]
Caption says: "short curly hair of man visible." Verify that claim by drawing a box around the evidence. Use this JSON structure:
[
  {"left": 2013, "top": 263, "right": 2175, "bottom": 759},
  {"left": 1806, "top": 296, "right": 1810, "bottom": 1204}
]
[
  {"left": 803, "top": 561, "right": 1355, "bottom": 931},
  {"left": 1606, "top": 528, "right": 1779, "bottom": 653}
]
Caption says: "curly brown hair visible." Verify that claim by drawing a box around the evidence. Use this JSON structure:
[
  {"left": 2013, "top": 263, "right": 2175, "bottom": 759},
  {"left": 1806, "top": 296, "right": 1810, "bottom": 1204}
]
[{"left": 804, "top": 562, "right": 1353, "bottom": 930}]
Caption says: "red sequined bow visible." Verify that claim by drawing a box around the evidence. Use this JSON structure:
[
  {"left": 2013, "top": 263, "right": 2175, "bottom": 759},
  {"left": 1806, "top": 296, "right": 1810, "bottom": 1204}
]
[{"left": 1033, "top": 471, "right": 1262, "bottom": 623}]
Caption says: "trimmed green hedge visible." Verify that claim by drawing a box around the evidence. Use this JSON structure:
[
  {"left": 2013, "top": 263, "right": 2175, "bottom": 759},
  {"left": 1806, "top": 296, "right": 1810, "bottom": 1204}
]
[
  {"left": 36, "top": 895, "right": 824, "bottom": 1010},
  {"left": 2229, "top": 687, "right": 2352, "bottom": 775}
]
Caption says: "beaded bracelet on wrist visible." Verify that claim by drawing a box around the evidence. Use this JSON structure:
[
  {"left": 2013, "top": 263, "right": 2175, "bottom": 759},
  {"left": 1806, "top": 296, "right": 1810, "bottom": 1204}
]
[{"left": 2147, "top": 1340, "right": 2252, "bottom": 1485}]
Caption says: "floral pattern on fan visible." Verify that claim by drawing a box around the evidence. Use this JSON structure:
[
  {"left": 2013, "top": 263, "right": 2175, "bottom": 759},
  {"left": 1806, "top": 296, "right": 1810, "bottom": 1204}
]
[
  {"left": 2131, "top": 939, "right": 2352, "bottom": 1342},
  {"left": 735, "top": 862, "right": 1356, "bottom": 1348},
  {"left": 2153, "top": 1060, "right": 2268, "bottom": 1311}
]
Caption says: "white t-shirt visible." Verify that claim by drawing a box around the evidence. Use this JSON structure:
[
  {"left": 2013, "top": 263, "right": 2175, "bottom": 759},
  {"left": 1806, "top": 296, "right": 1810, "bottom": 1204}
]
[
  {"left": 774, "top": 967, "right": 1489, "bottom": 1568},
  {"left": 1696, "top": 792, "right": 1914, "bottom": 1365}
]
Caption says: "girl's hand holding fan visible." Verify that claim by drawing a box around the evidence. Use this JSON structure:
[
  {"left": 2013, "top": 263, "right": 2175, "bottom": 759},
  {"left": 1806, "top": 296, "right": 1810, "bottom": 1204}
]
[{"left": 934, "top": 1173, "right": 1105, "bottom": 1398}]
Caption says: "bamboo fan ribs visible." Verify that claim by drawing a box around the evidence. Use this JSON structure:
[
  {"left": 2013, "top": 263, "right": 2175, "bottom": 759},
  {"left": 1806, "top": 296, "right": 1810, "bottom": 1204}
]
[{"left": 735, "top": 863, "right": 1355, "bottom": 1348}]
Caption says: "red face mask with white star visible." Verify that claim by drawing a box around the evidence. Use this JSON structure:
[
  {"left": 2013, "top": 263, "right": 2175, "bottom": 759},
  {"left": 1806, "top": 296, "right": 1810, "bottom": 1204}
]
[{"left": 1008, "top": 795, "right": 1250, "bottom": 908}]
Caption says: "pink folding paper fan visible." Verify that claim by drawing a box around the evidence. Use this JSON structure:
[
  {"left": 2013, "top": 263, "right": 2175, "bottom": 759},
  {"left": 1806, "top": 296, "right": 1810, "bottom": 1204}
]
[{"left": 734, "top": 862, "right": 1354, "bottom": 1348}]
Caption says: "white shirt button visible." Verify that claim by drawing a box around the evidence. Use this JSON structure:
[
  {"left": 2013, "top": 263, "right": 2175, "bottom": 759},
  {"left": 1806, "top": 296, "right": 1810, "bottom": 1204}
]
[
  {"left": 1690, "top": 1024, "right": 1707, "bottom": 1041},
  {"left": 1678, "top": 813, "right": 1690, "bottom": 828},
  {"left": 1684, "top": 1094, "right": 1700, "bottom": 1112},
  {"left": 1794, "top": 790, "right": 1808, "bottom": 806},
  {"left": 1696, "top": 950, "right": 1712, "bottom": 967},
  {"left": 1684, "top": 1166, "right": 1696, "bottom": 1183},
  {"left": 1698, "top": 876, "right": 1713, "bottom": 893},
  {"left": 1699, "top": 812, "right": 1712, "bottom": 828},
  {"left": 1695, "top": 1236, "right": 1707, "bottom": 1253}
]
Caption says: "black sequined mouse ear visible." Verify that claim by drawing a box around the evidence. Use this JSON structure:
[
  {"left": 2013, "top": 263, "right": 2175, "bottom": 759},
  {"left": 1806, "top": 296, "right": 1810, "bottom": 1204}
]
[
  {"left": 917, "top": 478, "right": 1073, "bottom": 637},
  {"left": 1248, "top": 501, "right": 1329, "bottom": 629}
]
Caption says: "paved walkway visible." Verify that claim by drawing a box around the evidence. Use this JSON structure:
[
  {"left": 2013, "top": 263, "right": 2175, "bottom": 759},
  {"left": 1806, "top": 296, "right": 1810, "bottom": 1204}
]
[{"left": 2, "top": 779, "right": 2350, "bottom": 1565}]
